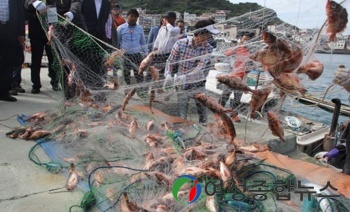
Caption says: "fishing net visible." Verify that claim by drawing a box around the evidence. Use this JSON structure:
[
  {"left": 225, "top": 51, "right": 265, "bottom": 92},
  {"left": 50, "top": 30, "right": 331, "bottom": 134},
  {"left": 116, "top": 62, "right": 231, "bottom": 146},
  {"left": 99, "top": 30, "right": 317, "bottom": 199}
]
[{"left": 8, "top": 2, "right": 350, "bottom": 211}]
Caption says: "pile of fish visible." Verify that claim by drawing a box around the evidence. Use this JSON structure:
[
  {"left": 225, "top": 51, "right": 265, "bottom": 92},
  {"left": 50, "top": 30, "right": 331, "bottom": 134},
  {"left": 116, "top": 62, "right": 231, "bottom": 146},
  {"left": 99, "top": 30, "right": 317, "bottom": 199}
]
[{"left": 6, "top": 99, "right": 275, "bottom": 211}]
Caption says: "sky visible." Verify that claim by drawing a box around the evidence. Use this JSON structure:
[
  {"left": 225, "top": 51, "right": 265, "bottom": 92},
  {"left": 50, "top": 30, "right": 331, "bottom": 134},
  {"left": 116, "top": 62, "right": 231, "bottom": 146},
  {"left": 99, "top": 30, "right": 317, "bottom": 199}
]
[{"left": 229, "top": 0, "right": 350, "bottom": 34}]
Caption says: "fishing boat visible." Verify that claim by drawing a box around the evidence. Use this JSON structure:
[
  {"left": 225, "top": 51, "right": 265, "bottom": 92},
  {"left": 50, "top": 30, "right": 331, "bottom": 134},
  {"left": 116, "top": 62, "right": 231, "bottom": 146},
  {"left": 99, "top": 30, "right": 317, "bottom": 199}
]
[
  {"left": 297, "top": 94, "right": 350, "bottom": 116},
  {"left": 315, "top": 39, "right": 350, "bottom": 55}
]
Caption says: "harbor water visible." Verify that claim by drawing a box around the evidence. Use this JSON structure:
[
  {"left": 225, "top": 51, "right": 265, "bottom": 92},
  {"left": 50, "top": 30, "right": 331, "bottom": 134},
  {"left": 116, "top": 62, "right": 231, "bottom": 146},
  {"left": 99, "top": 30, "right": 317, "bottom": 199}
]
[{"left": 284, "top": 53, "right": 350, "bottom": 126}]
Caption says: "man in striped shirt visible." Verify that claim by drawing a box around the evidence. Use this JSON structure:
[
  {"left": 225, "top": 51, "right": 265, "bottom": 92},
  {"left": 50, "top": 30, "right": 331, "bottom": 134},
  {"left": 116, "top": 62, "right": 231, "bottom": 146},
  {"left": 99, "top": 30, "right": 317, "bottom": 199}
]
[{"left": 164, "top": 19, "right": 219, "bottom": 125}]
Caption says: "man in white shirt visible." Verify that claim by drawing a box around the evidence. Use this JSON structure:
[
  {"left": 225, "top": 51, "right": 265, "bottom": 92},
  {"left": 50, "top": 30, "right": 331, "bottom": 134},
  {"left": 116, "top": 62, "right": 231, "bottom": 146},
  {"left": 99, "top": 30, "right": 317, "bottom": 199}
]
[{"left": 152, "top": 11, "right": 180, "bottom": 79}]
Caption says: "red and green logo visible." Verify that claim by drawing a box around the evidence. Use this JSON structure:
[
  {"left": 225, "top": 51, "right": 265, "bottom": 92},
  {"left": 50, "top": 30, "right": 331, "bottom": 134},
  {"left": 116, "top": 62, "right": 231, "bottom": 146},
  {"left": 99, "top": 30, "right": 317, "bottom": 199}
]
[{"left": 172, "top": 175, "right": 202, "bottom": 204}]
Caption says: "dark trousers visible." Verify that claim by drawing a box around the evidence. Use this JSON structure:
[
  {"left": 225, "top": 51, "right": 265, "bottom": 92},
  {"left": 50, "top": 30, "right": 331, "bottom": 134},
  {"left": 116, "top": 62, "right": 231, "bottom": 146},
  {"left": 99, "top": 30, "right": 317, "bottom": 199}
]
[
  {"left": 0, "top": 65, "right": 13, "bottom": 96},
  {"left": 123, "top": 53, "right": 144, "bottom": 85},
  {"left": 177, "top": 85, "right": 207, "bottom": 124},
  {"left": 13, "top": 65, "right": 22, "bottom": 85},
  {"left": 219, "top": 87, "right": 243, "bottom": 115},
  {"left": 152, "top": 53, "right": 170, "bottom": 79},
  {"left": 0, "top": 25, "right": 23, "bottom": 96},
  {"left": 30, "top": 38, "right": 57, "bottom": 89}
]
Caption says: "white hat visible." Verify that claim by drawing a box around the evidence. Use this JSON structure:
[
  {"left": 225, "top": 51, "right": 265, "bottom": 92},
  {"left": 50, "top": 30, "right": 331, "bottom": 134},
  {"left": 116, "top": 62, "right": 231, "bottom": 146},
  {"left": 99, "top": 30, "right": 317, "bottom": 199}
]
[
  {"left": 204, "top": 24, "right": 220, "bottom": 35},
  {"left": 195, "top": 24, "right": 220, "bottom": 35}
]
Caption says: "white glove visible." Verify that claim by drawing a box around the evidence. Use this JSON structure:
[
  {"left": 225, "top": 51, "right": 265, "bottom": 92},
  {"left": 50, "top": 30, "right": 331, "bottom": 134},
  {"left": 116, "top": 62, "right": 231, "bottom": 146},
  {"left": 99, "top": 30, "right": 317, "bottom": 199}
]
[
  {"left": 64, "top": 12, "right": 74, "bottom": 22},
  {"left": 333, "top": 65, "right": 350, "bottom": 87},
  {"left": 174, "top": 74, "right": 186, "bottom": 86},
  {"left": 33, "top": 0, "right": 46, "bottom": 11},
  {"left": 162, "top": 74, "right": 173, "bottom": 90}
]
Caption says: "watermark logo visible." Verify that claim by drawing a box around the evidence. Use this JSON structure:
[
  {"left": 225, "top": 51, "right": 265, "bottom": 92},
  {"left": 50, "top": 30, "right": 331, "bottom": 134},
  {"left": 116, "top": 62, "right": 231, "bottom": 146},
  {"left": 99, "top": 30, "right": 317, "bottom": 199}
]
[{"left": 172, "top": 175, "right": 202, "bottom": 204}]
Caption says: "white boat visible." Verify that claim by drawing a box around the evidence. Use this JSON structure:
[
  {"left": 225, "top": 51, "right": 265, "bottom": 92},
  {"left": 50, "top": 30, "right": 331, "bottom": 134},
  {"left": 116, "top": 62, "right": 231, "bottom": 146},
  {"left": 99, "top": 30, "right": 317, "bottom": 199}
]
[
  {"left": 205, "top": 62, "right": 330, "bottom": 155},
  {"left": 316, "top": 39, "right": 350, "bottom": 54},
  {"left": 205, "top": 62, "right": 276, "bottom": 109}
]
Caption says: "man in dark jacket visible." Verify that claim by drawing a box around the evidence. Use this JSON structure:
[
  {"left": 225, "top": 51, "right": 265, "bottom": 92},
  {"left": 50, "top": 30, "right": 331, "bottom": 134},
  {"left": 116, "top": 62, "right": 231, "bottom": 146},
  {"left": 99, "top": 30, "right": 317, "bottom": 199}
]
[
  {"left": 24, "top": 0, "right": 89, "bottom": 99},
  {"left": 24, "top": 0, "right": 58, "bottom": 93},
  {"left": 0, "top": 0, "right": 25, "bottom": 102},
  {"left": 82, "top": 0, "right": 110, "bottom": 42},
  {"left": 24, "top": 0, "right": 87, "bottom": 94},
  {"left": 24, "top": 0, "right": 86, "bottom": 29}
]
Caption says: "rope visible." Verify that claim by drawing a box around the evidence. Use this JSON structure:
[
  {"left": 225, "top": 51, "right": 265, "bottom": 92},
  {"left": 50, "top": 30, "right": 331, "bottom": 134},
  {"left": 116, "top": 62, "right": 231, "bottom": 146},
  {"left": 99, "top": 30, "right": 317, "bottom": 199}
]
[
  {"left": 28, "top": 139, "right": 51, "bottom": 166},
  {"left": 87, "top": 166, "right": 150, "bottom": 188}
]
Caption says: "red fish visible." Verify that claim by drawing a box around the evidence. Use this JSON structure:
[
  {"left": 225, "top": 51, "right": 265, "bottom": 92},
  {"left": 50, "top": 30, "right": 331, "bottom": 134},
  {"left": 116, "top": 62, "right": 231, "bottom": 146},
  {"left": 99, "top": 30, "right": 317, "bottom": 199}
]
[
  {"left": 273, "top": 73, "right": 306, "bottom": 96},
  {"left": 326, "top": 0, "right": 348, "bottom": 41},
  {"left": 28, "top": 130, "right": 51, "bottom": 140},
  {"left": 149, "top": 89, "right": 156, "bottom": 114},
  {"left": 138, "top": 52, "right": 154, "bottom": 74},
  {"left": 146, "top": 119, "right": 155, "bottom": 131},
  {"left": 104, "top": 50, "right": 125, "bottom": 66},
  {"left": 119, "top": 192, "right": 147, "bottom": 212},
  {"left": 251, "top": 31, "right": 293, "bottom": 73},
  {"left": 122, "top": 88, "right": 136, "bottom": 111},
  {"left": 18, "top": 126, "right": 34, "bottom": 140},
  {"left": 216, "top": 74, "right": 253, "bottom": 93},
  {"left": 148, "top": 66, "right": 160, "bottom": 81},
  {"left": 239, "top": 144, "right": 269, "bottom": 153},
  {"left": 249, "top": 87, "right": 272, "bottom": 118},
  {"left": 297, "top": 60, "right": 324, "bottom": 80},
  {"left": 267, "top": 112, "right": 285, "bottom": 142},
  {"left": 47, "top": 25, "right": 54, "bottom": 45},
  {"left": 194, "top": 93, "right": 231, "bottom": 115},
  {"left": 66, "top": 163, "right": 80, "bottom": 191},
  {"left": 67, "top": 63, "right": 76, "bottom": 87},
  {"left": 219, "top": 162, "right": 233, "bottom": 189},
  {"left": 129, "top": 119, "right": 138, "bottom": 135},
  {"left": 219, "top": 112, "right": 236, "bottom": 144}
]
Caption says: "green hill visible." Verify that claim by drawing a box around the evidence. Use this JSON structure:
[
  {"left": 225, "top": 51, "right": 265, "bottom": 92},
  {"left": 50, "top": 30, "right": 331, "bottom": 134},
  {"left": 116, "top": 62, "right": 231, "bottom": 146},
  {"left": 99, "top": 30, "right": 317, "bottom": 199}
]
[{"left": 118, "top": 0, "right": 262, "bottom": 18}]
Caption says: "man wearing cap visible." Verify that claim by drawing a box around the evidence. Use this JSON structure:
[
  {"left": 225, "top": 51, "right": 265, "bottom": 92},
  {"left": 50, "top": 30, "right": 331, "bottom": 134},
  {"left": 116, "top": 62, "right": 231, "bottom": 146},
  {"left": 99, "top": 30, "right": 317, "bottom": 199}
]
[
  {"left": 152, "top": 11, "right": 180, "bottom": 79},
  {"left": 163, "top": 19, "right": 220, "bottom": 126}
]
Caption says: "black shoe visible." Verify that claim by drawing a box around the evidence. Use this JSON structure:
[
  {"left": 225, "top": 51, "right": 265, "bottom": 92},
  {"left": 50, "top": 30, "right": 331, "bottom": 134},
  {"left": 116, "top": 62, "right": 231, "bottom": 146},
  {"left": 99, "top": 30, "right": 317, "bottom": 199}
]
[
  {"left": 0, "top": 94, "right": 17, "bottom": 102},
  {"left": 31, "top": 88, "right": 40, "bottom": 94},
  {"left": 16, "top": 85, "right": 25, "bottom": 93},
  {"left": 9, "top": 89, "right": 18, "bottom": 96}
]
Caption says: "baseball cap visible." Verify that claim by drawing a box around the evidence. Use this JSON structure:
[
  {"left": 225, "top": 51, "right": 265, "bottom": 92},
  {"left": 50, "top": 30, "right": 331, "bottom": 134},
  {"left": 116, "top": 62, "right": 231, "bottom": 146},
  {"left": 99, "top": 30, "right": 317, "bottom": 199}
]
[
  {"left": 165, "top": 11, "right": 176, "bottom": 19},
  {"left": 112, "top": 4, "right": 120, "bottom": 9},
  {"left": 203, "top": 24, "right": 220, "bottom": 35}
]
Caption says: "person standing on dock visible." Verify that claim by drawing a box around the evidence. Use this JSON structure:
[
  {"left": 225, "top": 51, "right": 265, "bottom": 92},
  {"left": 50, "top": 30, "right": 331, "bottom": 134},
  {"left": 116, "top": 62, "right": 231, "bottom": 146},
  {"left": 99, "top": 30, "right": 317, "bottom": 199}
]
[
  {"left": 218, "top": 33, "right": 254, "bottom": 122},
  {"left": 152, "top": 11, "right": 180, "bottom": 79},
  {"left": 117, "top": 9, "right": 147, "bottom": 86},
  {"left": 0, "top": 0, "right": 25, "bottom": 102},
  {"left": 163, "top": 19, "right": 220, "bottom": 126}
]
